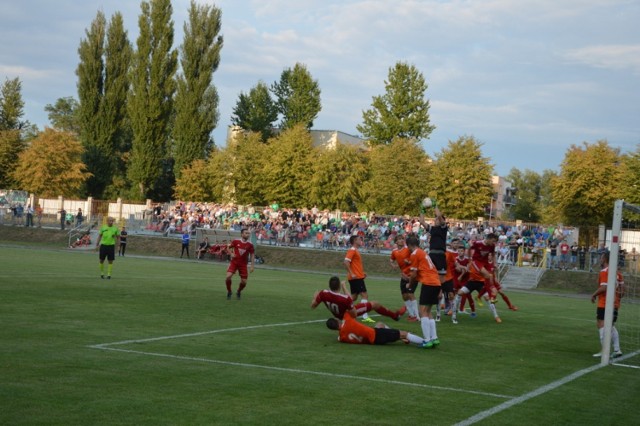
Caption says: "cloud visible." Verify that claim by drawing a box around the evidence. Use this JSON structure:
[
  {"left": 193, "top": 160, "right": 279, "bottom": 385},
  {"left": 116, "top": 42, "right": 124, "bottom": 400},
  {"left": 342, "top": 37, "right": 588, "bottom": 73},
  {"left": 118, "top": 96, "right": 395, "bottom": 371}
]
[
  {"left": 0, "top": 65, "right": 54, "bottom": 80},
  {"left": 563, "top": 44, "right": 640, "bottom": 73}
]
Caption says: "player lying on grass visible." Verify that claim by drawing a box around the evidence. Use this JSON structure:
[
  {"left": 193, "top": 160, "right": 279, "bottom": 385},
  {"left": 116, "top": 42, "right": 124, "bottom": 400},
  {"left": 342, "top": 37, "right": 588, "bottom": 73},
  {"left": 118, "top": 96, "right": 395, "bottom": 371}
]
[
  {"left": 311, "top": 276, "right": 407, "bottom": 321},
  {"left": 326, "top": 311, "right": 425, "bottom": 346}
]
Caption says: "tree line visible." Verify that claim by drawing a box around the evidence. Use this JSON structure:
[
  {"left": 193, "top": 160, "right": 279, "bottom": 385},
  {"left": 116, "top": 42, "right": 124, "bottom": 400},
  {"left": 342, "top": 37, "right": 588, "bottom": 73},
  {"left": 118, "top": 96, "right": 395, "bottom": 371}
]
[{"left": 0, "top": 0, "right": 639, "bottom": 226}]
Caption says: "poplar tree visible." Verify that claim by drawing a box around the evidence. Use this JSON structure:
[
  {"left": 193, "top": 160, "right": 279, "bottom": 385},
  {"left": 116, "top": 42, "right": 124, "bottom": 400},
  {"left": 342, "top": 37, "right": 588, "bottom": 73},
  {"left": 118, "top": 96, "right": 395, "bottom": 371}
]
[
  {"left": 0, "top": 77, "right": 28, "bottom": 186},
  {"left": 231, "top": 81, "right": 278, "bottom": 142},
  {"left": 173, "top": 1, "right": 223, "bottom": 178},
  {"left": 0, "top": 77, "right": 28, "bottom": 131},
  {"left": 102, "top": 12, "right": 133, "bottom": 197},
  {"left": 358, "top": 62, "right": 435, "bottom": 146},
  {"left": 430, "top": 136, "right": 494, "bottom": 219},
  {"left": 271, "top": 63, "right": 321, "bottom": 130},
  {"left": 77, "top": 11, "right": 131, "bottom": 198},
  {"left": 128, "top": 0, "right": 178, "bottom": 200},
  {"left": 76, "top": 11, "right": 106, "bottom": 196}
]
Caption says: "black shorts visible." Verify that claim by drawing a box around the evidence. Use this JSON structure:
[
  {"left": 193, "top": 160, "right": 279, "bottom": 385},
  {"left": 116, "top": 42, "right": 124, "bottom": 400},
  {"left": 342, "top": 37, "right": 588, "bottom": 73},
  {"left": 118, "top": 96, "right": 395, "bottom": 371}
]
[
  {"left": 400, "top": 278, "right": 417, "bottom": 295},
  {"left": 596, "top": 307, "right": 618, "bottom": 322},
  {"left": 99, "top": 245, "right": 116, "bottom": 261},
  {"left": 419, "top": 285, "right": 441, "bottom": 306},
  {"left": 429, "top": 252, "right": 447, "bottom": 275},
  {"left": 373, "top": 328, "right": 401, "bottom": 345},
  {"left": 464, "top": 280, "right": 485, "bottom": 293},
  {"left": 348, "top": 278, "right": 367, "bottom": 295},
  {"left": 442, "top": 279, "right": 454, "bottom": 294}
]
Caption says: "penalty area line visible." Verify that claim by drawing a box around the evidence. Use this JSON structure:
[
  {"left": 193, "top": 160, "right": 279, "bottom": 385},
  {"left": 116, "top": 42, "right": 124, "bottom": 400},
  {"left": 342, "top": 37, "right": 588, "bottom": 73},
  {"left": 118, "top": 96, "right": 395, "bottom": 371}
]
[
  {"left": 88, "top": 319, "right": 327, "bottom": 348},
  {"left": 90, "top": 345, "right": 514, "bottom": 400}
]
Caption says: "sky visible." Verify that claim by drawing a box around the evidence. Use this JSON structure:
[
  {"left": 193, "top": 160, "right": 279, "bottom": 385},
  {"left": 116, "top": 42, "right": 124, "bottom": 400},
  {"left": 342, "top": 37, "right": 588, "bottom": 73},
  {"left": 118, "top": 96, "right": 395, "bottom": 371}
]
[{"left": 1, "top": 0, "right": 639, "bottom": 176}]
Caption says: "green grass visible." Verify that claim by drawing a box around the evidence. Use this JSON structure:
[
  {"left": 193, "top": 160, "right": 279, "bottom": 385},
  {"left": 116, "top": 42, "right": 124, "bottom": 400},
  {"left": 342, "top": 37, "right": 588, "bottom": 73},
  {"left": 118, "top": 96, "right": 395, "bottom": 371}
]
[{"left": 1, "top": 246, "right": 639, "bottom": 425}]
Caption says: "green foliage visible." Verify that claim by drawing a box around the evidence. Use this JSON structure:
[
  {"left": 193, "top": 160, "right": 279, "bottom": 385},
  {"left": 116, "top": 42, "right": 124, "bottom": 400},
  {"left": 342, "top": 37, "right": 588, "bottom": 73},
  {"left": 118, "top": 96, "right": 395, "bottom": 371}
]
[
  {"left": 76, "top": 11, "right": 132, "bottom": 198},
  {"left": 363, "top": 138, "right": 432, "bottom": 215},
  {"left": 44, "top": 97, "right": 80, "bottom": 133},
  {"left": 309, "top": 142, "right": 369, "bottom": 211},
  {"left": 261, "top": 125, "right": 314, "bottom": 207},
  {"left": 173, "top": 159, "right": 213, "bottom": 201},
  {"left": 173, "top": 1, "right": 223, "bottom": 179},
  {"left": 271, "top": 63, "right": 321, "bottom": 130},
  {"left": 102, "top": 12, "right": 133, "bottom": 196},
  {"left": 430, "top": 136, "right": 494, "bottom": 219},
  {"left": 231, "top": 81, "right": 278, "bottom": 141},
  {"left": 228, "top": 132, "right": 268, "bottom": 205},
  {"left": 0, "top": 130, "right": 26, "bottom": 187},
  {"left": 127, "top": 0, "right": 178, "bottom": 200},
  {"left": 0, "top": 77, "right": 29, "bottom": 131},
  {"left": 623, "top": 146, "right": 640, "bottom": 207},
  {"left": 552, "top": 140, "right": 626, "bottom": 227},
  {"left": 11, "top": 128, "right": 91, "bottom": 197},
  {"left": 357, "top": 62, "right": 435, "bottom": 146},
  {"left": 538, "top": 169, "right": 561, "bottom": 224},
  {"left": 507, "top": 168, "right": 543, "bottom": 222}
]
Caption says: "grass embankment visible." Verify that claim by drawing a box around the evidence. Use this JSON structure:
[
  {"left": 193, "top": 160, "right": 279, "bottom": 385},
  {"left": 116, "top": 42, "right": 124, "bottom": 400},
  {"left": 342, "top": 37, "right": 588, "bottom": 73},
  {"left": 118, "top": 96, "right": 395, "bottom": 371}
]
[{"left": 0, "top": 224, "right": 596, "bottom": 291}]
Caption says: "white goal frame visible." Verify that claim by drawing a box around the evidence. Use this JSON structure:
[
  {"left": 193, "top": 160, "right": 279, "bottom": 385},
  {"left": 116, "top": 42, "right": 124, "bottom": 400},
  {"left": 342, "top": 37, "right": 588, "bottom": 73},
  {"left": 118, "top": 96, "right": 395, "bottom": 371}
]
[{"left": 600, "top": 200, "right": 640, "bottom": 365}]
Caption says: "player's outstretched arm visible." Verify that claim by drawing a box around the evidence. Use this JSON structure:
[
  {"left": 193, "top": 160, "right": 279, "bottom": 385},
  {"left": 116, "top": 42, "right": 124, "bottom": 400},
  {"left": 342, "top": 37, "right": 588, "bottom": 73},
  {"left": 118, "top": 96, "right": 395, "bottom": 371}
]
[{"left": 311, "top": 291, "right": 320, "bottom": 309}]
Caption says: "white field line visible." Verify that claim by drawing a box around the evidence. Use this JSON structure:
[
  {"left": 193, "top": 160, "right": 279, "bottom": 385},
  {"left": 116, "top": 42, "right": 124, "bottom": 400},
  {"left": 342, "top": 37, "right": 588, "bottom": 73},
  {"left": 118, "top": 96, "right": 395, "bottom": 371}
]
[
  {"left": 88, "top": 319, "right": 327, "bottom": 348},
  {"left": 87, "top": 318, "right": 513, "bottom": 400},
  {"left": 455, "top": 350, "right": 640, "bottom": 426},
  {"left": 92, "top": 345, "right": 513, "bottom": 399}
]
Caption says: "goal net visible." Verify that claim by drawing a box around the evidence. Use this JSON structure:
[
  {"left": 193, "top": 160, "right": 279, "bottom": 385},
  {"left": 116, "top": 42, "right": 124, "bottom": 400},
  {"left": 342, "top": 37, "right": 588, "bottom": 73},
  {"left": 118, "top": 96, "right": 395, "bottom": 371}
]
[{"left": 600, "top": 200, "right": 640, "bottom": 367}]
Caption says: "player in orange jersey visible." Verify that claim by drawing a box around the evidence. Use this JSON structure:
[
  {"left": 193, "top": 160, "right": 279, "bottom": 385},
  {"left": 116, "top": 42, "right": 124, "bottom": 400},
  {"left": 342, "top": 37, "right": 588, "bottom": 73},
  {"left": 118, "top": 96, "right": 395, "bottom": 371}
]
[
  {"left": 325, "top": 311, "right": 425, "bottom": 346},
  {"left": 344, "top": 235, "right": 373, "bottom": 322},
  {"left": 406, "top": 234, "right": 442, "bottom": 348},
  {"left": 591, "top": 252, "right": 624, "bottom": 358},
  {"left": 389, "top": 234, "right": 419, "bottom": 321}
]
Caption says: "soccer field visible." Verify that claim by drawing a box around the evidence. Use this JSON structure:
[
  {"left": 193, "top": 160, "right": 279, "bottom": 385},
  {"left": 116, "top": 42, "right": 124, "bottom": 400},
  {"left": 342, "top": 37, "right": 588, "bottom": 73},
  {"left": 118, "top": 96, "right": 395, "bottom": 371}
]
[{"left": 1, "top": 245, "right": 638, "bottom": 425}]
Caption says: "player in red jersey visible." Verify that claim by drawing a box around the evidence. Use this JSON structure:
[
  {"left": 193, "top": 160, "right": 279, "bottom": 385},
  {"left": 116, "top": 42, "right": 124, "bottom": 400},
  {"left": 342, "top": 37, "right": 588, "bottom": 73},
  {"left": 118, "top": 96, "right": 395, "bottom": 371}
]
[
  {"left": 451, "top": 244, "right": 502, "bottom": 324},
  {"left": 225, "top": 228, "right": 255, "bottom": 299},
  {"left": 311, "top": 276, "right": 406, "bottom": 321},
  {"left": 325, "top": 311, "right": 425, "bottom": 346},
  {"left": 406, "top": 234, "right": 442, "bottom": 348},
  {"left": 477, "top": 255, "right": 518, "bottom": 311},
  {"left": 591, "top": 252, "right": 624, "bottom": 358},
  {"left": 454, "top": 245, "right": 476, "bottom": 317},
  {"left": 389, "top": 234, "right": 419, "bottom": 321},
  {"left": 469, "top": 233, "right": 498, "bottom": 288}
]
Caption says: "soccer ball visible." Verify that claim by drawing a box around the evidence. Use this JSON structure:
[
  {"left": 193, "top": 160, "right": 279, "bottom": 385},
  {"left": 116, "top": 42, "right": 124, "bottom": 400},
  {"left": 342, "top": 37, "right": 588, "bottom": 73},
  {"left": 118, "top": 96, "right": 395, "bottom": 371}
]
[{"left": 421, "top": 197, "right": 433, "bottom": 208}]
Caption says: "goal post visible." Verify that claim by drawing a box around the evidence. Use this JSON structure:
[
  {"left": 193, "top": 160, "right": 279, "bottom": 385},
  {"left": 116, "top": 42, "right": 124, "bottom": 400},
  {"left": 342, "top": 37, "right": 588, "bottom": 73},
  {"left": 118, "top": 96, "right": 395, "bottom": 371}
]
[{"left": 600, "top": 200, "right": 640, "bottom": 366}]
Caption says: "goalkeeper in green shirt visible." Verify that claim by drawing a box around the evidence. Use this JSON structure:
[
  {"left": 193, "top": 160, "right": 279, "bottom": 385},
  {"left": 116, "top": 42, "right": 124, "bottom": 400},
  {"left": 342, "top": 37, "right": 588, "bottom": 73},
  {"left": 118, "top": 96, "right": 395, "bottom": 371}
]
[{"left": 96, "top": 217, "right": 121, "bottom": 279}]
